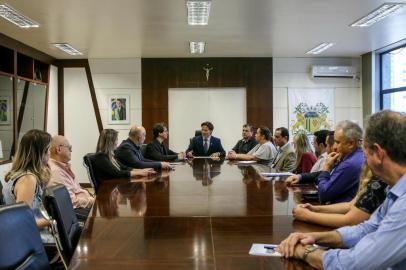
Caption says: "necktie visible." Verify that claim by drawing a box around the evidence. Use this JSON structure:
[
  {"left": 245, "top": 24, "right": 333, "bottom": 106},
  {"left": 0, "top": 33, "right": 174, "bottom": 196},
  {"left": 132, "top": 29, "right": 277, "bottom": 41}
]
[
  {"left": 272, "top": 149, "right": 282, "bottom": 166},
  {"left": 204, "top": 139, "right": 209, "bottom": 154}
]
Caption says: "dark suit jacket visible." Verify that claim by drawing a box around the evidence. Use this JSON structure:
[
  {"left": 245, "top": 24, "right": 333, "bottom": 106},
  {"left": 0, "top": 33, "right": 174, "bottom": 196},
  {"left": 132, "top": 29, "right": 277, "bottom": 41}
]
[
  {"left": 299, "top": 171, "right": 322, "bottom": 184},
  {"left": 117, "top": 107, "right": 126, "bottom": 120},
  {"left": 115, "top": 139, "right": 161, "bottom": 169},
  {"left": 186, "top": 136, "right": 225, "bottom": 157},
  {"left": 145, "top": 139, "right": 178, "bottom": 161}
]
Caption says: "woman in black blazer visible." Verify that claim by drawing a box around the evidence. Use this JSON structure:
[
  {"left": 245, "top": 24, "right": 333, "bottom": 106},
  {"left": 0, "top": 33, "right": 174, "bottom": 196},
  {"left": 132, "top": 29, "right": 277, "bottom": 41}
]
[{"left": 93, "top": 129, "right": 155, "bottom": 184}]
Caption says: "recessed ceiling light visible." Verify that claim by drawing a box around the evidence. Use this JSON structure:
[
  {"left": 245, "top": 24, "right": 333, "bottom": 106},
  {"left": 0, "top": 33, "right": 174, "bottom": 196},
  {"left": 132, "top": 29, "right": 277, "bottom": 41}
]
[
  {"left": 190, "top": 41, "right": 205, "bottom": 54},
  {"left": 0, "top": 4, "right": 39, "bottom": 28},
  {"left": 187, "top": 0, "right": 211, "bottom": 25},
  {"left": 53, "top": 43, "right": 83, "bottom": 55},
  {"left": 350, "top": 3, "right": 406, "bottom": 27},
  {"left": 306, "top": 43, "right": 335, "bottom": 55}
]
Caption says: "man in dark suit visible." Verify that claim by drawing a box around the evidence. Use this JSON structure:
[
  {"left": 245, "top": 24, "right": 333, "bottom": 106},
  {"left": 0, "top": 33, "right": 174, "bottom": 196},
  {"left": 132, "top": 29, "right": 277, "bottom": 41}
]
[
  {"left": 115, "top": 125, "right": 171, "bottom": 170},
  {"left": 186, "top": 121, "right": 226, "bottom": 158},
  {"left": 116, "top": 99, "right": 126, "bottom": 120},
  {"left": 145, "top": 123, "right": 185, "bottom": 161}
]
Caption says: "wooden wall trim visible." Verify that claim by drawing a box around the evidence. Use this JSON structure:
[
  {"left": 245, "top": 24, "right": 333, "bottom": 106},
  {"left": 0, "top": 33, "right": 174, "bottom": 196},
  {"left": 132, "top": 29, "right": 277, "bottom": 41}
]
[
  {"left": 0, "top": 33, "right": 54, "bottom": 64},
  {"left": 16, "top": 81, "right": 30, "bottom": 134},
  {"left": 44, "top": 65, "right": 51, "bottom": 131},
  {"left": 56, "top": 59, "right": 103, "bottom": 134},
  {"left": 141, "top": 58, "right": 273, "bottom": 142},
  {"left": 85, "top": 60, "right": 103, "bottom": 133}
]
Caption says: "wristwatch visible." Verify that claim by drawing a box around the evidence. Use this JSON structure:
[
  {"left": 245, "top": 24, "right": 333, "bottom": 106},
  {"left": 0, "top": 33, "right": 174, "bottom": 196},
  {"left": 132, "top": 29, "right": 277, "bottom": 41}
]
[{"left": 302, "top": 245, "right": 318, "bottom": 262}]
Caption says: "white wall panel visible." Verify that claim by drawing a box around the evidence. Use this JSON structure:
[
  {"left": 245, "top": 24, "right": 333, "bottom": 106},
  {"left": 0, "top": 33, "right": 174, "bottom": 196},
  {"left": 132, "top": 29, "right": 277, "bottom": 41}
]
[
  {"left": 92, "top": 74, "right": 141, "bottom": 89},
  {"left": 168, "top": 89, "right": 209, "bottom": 152},
  {"left": 64, "top": 68, "right": 100, "bottom": 183},
  {"left": 89, "top": 58, "right": 142, "bottom": 174},
  {"left": 168, "top": 88, "right": 246, "bottom": 153},
  {"left": 335, "top": 87, "right": 363, "bottom": 108},
  {"left": 89, "top": 58, "right": 141, "bottom": 74},
  {"left": 273, "top": 57, "right": 362, "bottom": 132},
  {"left": 47, "top": 65, "right": 59, "bottom": 136}
]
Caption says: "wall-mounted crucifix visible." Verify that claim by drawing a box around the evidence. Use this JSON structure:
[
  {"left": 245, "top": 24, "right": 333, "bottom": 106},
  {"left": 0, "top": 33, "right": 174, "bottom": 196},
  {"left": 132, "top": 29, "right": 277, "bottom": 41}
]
[{"left": 203, "top": 64, "right": 213, "bottom": 81}]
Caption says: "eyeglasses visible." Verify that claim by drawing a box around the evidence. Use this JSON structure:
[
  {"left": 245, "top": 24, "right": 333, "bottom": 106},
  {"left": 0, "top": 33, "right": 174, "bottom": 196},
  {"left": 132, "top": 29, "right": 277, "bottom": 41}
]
[{"left": 59, "top": 144, "right": 72, "bottom": 151}]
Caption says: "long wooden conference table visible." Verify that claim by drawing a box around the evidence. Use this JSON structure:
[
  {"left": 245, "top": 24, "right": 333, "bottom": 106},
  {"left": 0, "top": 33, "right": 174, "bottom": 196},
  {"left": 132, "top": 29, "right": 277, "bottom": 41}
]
[{"left": 69, "top": 159, "right": 330, "bottom": 270}]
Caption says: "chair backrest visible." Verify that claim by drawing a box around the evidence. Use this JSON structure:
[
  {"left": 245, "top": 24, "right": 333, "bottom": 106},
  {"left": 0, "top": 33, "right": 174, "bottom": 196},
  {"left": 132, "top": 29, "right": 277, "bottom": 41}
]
[
  {"left": 140, "top": 144, "right": 147, "bottom": 157},
  {"left": 0, "top": 181, "right": 4, "bottom": 205},
  {"left": 195, "top": 130, "right": 202, "bottom": 137},
  {"left": 0, "top": 203, "right": 50, "bottom": 270},
  {"left": 43, "top": 185, "right": 82, "bottom": 263},
  {"left": 83, "top": 153, "right": 98, "bottom": 193}
]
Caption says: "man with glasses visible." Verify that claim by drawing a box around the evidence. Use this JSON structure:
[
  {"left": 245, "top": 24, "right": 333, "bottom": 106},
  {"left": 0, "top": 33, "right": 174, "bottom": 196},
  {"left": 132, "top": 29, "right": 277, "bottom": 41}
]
[{"left": 47, "top": 135, "right": 94, "bottom": 222}]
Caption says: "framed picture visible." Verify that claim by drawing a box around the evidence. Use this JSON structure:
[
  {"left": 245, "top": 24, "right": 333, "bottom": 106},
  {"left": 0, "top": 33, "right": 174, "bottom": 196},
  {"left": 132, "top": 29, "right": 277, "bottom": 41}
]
[
  {"left": 108, "top": 95, "right": 130, "bottom": 124},
  {"left": 0, "top": 96, "right": 11, "bottom": 125}
]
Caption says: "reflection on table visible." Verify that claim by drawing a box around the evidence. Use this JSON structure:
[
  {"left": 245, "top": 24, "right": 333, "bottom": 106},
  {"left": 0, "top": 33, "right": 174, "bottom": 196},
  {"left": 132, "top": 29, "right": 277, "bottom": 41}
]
[{"left": 71, "top": 160, "right": 324, "bottom": 270}]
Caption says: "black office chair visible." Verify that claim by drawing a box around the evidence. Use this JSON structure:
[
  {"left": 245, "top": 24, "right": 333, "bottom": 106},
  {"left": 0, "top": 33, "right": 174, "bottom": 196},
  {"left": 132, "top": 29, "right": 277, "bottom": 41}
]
[
  {"left": 0, "top": 203, "right": 50, "bottom": 270},
  {"left": 83, "top": 153, "right": 99, "bottom": 193},
  {"left": 43, "top": 185, "right": 82, "bottom": 266},
  {"left": 0, "top": 181, "right": 4, "bottom": 205},
  {"left": 189, "top": 130, "right": 203, "bottom": 146}
]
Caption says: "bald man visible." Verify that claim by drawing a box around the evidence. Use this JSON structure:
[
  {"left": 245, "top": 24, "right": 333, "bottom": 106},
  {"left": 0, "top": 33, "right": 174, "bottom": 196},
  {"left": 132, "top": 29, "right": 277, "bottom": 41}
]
[
  {"left": 47, "top": 135, "right": 94, "bottom": 222},
  {"left": 115, "top": 125, "right": 171, "bottom": 170}
]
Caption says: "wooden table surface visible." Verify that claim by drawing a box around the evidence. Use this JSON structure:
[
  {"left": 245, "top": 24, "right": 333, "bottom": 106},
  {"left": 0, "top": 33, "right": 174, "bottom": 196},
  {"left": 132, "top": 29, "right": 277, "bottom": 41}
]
[{"left": 69, "top": 159, "right": 330, "bottom": 270}]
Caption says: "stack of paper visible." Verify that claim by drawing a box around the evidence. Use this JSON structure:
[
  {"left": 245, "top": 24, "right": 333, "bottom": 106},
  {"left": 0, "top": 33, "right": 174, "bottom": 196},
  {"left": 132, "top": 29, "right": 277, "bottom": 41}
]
[
  {"left": 249, "top": 244, "right": 282, "bottom": 257},
  {"left": 260, "top": 172, "right": 294, "bottom": 177},
  {"left": 235, "top": 160, "right": 257, "bottom": 165}
]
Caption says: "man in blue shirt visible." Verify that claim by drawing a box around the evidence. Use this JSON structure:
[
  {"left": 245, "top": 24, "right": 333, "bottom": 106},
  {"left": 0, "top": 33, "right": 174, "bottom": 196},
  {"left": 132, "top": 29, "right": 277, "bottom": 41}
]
[
  {"left": 317, "top": 121, "right": 364, "bottom": 204},
  {"left": 277, "top": 110, "right": 406, "bottom": 270}
]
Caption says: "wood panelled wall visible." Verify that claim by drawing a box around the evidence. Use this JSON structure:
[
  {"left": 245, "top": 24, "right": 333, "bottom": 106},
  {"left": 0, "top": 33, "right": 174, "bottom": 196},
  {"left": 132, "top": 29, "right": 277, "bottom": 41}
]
[{"left": 142, "top": 58, "right": 273, "bottom": 142}]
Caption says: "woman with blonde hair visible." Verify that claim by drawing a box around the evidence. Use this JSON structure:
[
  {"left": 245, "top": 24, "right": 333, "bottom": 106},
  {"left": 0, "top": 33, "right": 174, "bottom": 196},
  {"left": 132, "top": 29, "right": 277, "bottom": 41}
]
[
  {"left": 293, "top": 131, "right": 317, "bottom": 173},
  {"left": 292, "top": 163, "right": 387, "bottom": 227},
  {"left": 92, "top": 129, "right": 154, "bottom": 185},
  {"left": 2, "top": 129, "right": 53, "bottom": 242}
]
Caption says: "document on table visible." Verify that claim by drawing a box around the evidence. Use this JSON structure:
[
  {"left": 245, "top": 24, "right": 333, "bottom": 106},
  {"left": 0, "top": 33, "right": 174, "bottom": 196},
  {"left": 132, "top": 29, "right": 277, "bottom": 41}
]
[
  {"left": 235, "top": 160, "right": 257, "bottom": 165},
  {"left": 260, "top": 172, "right": 294, "bottom": 177},
  {"left": 192, "top": 156, "right": 213, "bottom": 159},
  {"left": 249, "top": 244, "right": 282, "bottom": 257},
  {"left": 169, "top": 162, "right": 185, "bottom": 165}
]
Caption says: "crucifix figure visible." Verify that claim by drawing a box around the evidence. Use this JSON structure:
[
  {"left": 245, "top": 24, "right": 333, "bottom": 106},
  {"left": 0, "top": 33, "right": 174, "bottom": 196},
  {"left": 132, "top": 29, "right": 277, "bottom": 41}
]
[{"left": 203, "top": 66, "right": 213, "bottom": 81}]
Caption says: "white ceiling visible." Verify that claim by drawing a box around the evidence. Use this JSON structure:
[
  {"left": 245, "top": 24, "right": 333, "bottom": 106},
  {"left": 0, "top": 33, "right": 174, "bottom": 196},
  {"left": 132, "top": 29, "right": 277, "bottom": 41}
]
[{"left": 1, "top": 0, "right": 406, "bottom": 59}]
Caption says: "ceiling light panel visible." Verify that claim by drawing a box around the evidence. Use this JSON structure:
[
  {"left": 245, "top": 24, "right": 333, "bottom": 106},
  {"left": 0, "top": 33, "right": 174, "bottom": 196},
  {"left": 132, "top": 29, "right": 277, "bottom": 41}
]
[
  {"left": 306, "top": 43, "right": 335, "bottom": 55},
  {"left": 0, "top": 4, "right": 39, "bottom": 28},
  {"left": 190, "top": 41, "right": 205, "bottom": 54},
  {"left": 351, "top": 3, "right": 406, "bottom": 27},
  {"left": 53, "top": 43, "right": 83, "bottom": 55},
  {"left": 187, "top": 0, "right": 211, "bottom": 25}
]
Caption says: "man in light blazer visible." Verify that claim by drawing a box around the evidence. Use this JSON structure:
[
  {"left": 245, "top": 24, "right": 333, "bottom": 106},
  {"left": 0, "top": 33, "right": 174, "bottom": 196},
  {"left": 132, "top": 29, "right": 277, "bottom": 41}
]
[
  {"left": 272, "top": 127, "right": 296, "bottom": 172},
  {"left": 186, "top": 121, "right": 226, "bottom": 158}
]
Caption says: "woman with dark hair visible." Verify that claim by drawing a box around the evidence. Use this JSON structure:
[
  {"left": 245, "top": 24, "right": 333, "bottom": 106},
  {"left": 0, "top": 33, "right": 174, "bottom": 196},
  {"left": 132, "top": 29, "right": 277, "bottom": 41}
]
[
  {"left": 92, "top": 129, "right": 154, "bottom": 185},
  {"left": 3, "top": 129, "right": 53, "bottom": 243}
]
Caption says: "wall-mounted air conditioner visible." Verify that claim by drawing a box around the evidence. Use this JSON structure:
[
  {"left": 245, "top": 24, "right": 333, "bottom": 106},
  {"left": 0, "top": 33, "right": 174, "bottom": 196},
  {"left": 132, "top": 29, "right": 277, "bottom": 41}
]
[{"left": 311, "top": 66, "right": 357, "bottom": 79}]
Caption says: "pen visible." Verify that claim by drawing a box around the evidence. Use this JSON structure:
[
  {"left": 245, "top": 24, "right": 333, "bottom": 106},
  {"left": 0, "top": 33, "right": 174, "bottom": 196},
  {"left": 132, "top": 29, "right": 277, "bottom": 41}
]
[{"left": 264, "top": 244, "right": 278, "bottom": 250}]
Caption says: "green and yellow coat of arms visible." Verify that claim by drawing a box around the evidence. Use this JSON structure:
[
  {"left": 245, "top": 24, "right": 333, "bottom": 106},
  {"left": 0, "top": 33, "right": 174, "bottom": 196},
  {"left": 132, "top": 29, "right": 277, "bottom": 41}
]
[{"left": 291, "top": 102, "right": 331, "bottom": 134}]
